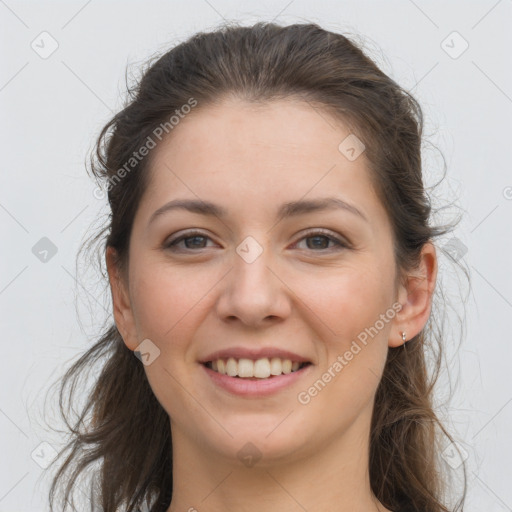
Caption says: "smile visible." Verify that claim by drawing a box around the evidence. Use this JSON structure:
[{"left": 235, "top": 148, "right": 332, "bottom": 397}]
[
  {"left": 204, "top": 356, "right": 311, "bottom": 379},
  {"left": 201, "top": 357, "right": 313, "bottom": 397}
]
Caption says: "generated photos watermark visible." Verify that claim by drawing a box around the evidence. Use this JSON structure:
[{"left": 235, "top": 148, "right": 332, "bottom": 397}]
[{"left": 93, "top": 97, "right": 198, "bottom": 200}]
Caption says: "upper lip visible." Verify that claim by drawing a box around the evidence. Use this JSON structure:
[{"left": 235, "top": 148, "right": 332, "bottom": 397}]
[{"left": 198, "top": 346, "right": 312, "bottom": 364}]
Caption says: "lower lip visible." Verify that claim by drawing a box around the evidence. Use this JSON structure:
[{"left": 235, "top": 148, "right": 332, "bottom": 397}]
[{"left": 200, "top": 363, "right": 313, "bottom": 397}]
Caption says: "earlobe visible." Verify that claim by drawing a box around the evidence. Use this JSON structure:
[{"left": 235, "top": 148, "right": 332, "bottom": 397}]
[
  {"left": 388, "top": 242, "right": 438, "bottom": 348},
  {"left": 105, "top": 246, "right": 138, "bottom": 351}
]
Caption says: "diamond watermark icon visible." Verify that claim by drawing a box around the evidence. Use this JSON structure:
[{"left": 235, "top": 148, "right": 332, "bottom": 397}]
[
  {"left": 32, "top": 236, "right": 58, "bottom": 263},
  {"left": 441, "top": 31, "right": 469, "bottom": 59},
  {"left": 441, "top": 441, "right": 469, "bottom": 469},
  {"left": 338, "top": 133, "right": 366, "bottom": 161},
  {"left": 237, "top": 442, "right": 262, "bottom": 468},
  {"left": 134, "top": 338, "right": 161, "bottom": 366},
  {"left": 236, "top": 236, "right": 263, "bottom": 264},
  {"left": 31, "top": 31, "right": 59, "bottom": 59},
  {"left": 31, "top": 441, "right": 58, "bottom": 469},
  {"left": 441, "top": 237, "right": 467, "bottom": 262}
]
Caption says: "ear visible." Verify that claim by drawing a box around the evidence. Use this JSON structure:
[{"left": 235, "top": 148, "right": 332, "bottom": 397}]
[
  {"left": 105, "top": 246, "right": 139, "bottom": 351},
  {"left": 389, "top": 241, "right": 438, "bottom": 348}
]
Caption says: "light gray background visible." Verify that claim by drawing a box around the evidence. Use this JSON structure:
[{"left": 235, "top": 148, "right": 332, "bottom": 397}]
[{"left": 1, "top": 1, "right": 511, "bottom": 510}]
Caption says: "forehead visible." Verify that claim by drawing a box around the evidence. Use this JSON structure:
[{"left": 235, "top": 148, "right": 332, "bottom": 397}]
[{"left": 137, "top": 97, "right": 388, "bottom": 230}]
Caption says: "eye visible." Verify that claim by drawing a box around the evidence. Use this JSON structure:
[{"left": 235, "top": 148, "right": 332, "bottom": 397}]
[
  {"left": 163, "top": 228, "right": 350, "bottom": 253},
  {"left": 292, "top": 229, "right": 349, "bottom": 252},
  {"left": 163, "top": 231, "right": 217, "bottom": 251}
]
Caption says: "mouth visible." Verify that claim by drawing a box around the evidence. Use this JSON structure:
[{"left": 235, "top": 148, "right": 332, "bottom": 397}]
[{"left": 202, "top": 357, "right": 312, "bottom": 380}]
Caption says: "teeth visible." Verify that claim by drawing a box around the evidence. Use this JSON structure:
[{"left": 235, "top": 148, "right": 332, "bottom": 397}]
[
  {"left": 238, "top": 358, "right": 255, "bottom": 378},
  {"left": 254, "top": 358, "right": 270, "bottom": 378},
  {"left": 269, "top": 357, "right": 282, "bottom": 376},
  {"left": 208, "top": 357, "right": 306, "bottom": 378},
  {"left": 226, "top": 357, "right": 237, "bottom": 377}
]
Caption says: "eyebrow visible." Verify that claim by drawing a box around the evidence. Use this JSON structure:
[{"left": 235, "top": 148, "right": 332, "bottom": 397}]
[{"left": 148, "top": 196, "right": 368, "bottom": 227}]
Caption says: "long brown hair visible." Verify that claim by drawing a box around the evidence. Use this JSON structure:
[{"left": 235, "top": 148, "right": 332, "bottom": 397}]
[{"left": 46, "top": 21, "right": 469, "bottom": 512}]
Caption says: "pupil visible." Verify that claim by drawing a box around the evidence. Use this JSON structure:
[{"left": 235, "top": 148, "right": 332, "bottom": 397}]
[
  {"left": 307, "top": 236, "right": 328, "bottom": 249},
  {"left": 185, "top": 236, "right": 206, "bottom": 249}
]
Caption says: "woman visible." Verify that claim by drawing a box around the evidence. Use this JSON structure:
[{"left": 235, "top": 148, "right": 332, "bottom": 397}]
[{"left": 47, "top": 21, "right": 468, "bottom": 512}]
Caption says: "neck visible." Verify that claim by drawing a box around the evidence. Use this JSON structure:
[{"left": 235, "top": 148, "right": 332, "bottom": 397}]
[{"left": 166, "top": 407, "right": 390, "bottom": 512}]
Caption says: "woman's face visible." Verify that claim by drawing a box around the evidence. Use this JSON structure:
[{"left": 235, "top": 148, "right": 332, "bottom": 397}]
[{"left": 108, "top": 97, "right": 416, "bottom": 466}]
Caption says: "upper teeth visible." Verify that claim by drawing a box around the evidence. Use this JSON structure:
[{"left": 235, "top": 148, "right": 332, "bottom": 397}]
[{"left": 210, "top": 357, "right": 303, "bottom": 378}]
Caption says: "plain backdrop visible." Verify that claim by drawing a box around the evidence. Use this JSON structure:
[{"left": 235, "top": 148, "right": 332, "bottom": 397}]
[{"left": 1, "top": 1, "right": 511, "bottom": 510}]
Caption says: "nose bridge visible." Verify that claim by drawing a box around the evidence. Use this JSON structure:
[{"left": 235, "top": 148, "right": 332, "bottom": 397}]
[
  {"left": 216, "top": 234, "right": 289, "bottom": 325},
  {"left": 235, "top": 235, "right": 272, "bottom": 292}
]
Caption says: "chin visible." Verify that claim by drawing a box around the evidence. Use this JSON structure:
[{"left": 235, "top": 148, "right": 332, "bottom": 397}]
[{"left": 203, "top": 418, "right": 312, "bottom": 466}]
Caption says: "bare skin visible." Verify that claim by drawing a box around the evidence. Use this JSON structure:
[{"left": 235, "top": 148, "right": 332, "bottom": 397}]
[{"left": 106, "top": 97, "right": 437, "bottom": 512}]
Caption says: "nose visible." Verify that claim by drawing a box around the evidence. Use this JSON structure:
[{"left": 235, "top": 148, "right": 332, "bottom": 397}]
[{"left": 215, "top": 242, "right": 291, "bottom": 328}]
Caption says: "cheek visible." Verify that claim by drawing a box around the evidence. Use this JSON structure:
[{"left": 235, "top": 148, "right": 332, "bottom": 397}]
[
  {"left": 129, "top": 264, "right": 218, "bottom": 413},
  {"left": 298, "top": 263, "right": 393, "bottom": 395},
  {"left": 129, "top": 262, "right": 221, "bottom": 348},
  {"left": 299, "top": 263, "right": 393, "bottom": 338}
]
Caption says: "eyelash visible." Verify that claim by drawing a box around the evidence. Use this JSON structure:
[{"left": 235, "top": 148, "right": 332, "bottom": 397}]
[{"left": 163, "top": 228, "right": 349, "bottom": 253}]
